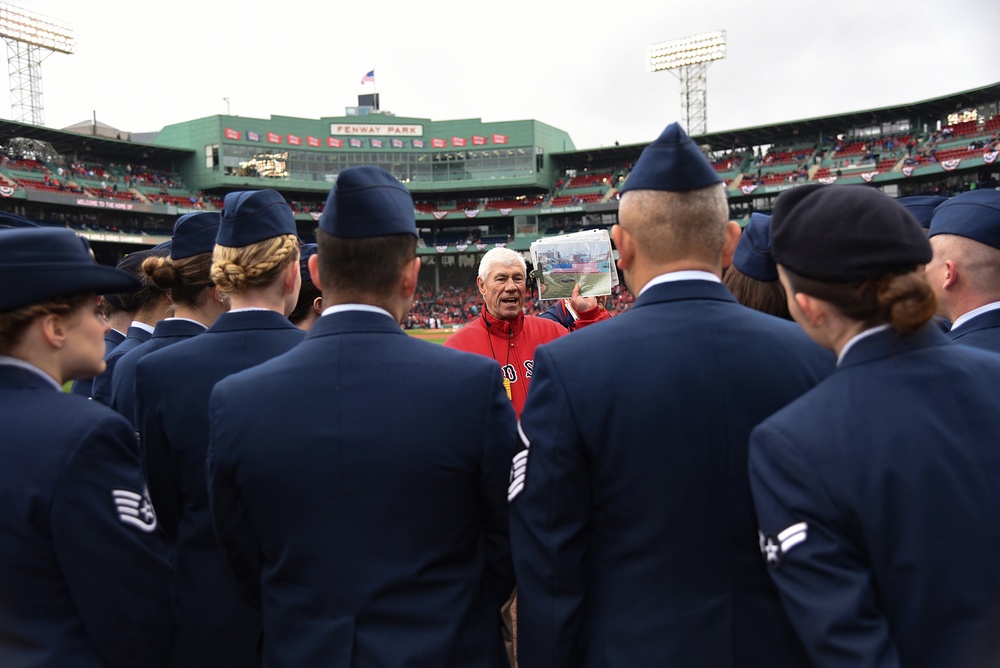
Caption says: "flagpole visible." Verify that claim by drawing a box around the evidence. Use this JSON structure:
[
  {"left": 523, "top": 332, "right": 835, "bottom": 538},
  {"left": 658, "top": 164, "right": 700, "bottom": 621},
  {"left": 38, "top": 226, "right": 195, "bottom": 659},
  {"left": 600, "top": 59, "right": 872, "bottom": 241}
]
[{"left": 373, "top": 75, "right": 378, "bottom": 111}]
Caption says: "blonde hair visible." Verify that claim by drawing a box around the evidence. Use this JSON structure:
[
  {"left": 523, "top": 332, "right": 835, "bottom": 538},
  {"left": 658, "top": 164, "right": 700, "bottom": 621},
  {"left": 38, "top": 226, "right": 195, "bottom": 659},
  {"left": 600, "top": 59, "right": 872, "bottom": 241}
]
[{"left": 210, "top": 234, "right": 299, "bottom": 294}]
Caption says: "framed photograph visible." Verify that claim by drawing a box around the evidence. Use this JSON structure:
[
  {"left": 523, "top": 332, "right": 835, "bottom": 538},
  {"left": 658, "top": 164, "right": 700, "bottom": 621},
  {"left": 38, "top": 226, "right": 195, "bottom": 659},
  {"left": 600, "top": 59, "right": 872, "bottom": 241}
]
[{"left": 530, "top": 230, "right": 616, "bottom": 300}]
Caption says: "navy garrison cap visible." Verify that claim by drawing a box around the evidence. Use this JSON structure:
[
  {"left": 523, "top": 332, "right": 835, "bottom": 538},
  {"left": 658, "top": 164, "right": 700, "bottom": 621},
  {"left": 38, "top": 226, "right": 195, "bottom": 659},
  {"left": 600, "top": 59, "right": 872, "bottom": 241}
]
[
  {"left": 0, "top": 211, "right": 39, "bottom": 228},
  {"left": 732, "top": 213, "right": 778, "bottom": 281},
  {"left": 217, "top": 189, "right": 297, "bottom": 247},
  {"left": 898, "top": 195, "right": 948, "bottom": 229},
  {"left": 619, "top": 122, "right": 722, "bottom": 194},
  {"left": 171, "top": 211, "right": 221, "bottom": 259},
  {"left": 0, "top": 227, "right": 140, "bottom": 312},
  {"left": 299, "top": 243, "right": 317, "bottom": 285},
  {"left": 771, "top": 184, "right": 931, "bottom": 282},
  {"left": 928, "top": 189, "right": 1000, "bottom": 250},
  {"left": 319, "top": 166, "right": 417, "bottom": 238}
]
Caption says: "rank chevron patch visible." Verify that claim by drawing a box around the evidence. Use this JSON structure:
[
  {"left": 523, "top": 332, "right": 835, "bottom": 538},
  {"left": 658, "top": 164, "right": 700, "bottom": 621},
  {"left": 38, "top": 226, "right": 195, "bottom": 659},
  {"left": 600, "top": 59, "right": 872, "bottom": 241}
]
[{"left": 758, "top": 521, "right": 808, "bottom": 569}]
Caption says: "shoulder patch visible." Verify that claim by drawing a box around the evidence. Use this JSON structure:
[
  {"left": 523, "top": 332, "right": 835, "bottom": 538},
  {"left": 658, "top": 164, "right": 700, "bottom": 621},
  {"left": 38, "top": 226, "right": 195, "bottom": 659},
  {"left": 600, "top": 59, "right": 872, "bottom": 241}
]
[
  {"left": 758, "top": 521, "right": 808, "bottom": 569},
  {"left": 508, "top": 422, "right": 531, "bottom": 502},
  {"left": 113, "top": 488, "right": 158, "bottom": 532}
]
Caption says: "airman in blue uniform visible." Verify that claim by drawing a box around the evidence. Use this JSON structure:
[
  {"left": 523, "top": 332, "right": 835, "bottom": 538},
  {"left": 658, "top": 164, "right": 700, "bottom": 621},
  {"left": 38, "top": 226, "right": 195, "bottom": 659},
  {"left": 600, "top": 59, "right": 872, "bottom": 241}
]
[
  {"left": 751, "top": 184, "right": 1000, "bottom": 667},
  {"left": 509, "top": 123, "right": 832, "bottom": 667},
  {"left": 90, "top": 247, "right": 172, "bottom": 405},
  {"left": 207, "top": 166, "right": 519, "bottom": 667},
  {"left": 136, "top": 190, "right": 304, "bottom": 667},
  {"left": 926, "top": 189, "right": 1000, "bottom": 353},
  {"left": 110, "top": 211, "right": 225, "bottom": 426},
  {"left": 0, "top": 227, "right": 172, "bottom": 667}
]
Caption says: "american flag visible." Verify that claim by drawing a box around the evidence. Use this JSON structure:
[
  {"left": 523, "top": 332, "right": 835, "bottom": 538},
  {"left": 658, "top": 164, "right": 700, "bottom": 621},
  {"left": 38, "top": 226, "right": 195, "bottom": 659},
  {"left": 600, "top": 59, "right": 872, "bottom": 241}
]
[{"left": 361, "top": 70, "right": 375, "bottom": 84}]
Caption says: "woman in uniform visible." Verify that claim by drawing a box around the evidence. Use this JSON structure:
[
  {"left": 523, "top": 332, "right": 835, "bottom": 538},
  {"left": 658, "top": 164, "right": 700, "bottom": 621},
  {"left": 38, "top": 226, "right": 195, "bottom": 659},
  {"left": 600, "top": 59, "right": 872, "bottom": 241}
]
[
  {"left": 748, "top": 184, "right": 1000, "bottom": 668},
  {"left": 0, "top": 227, "right": 171, "bottom": 667},
  {"left": 722, "top": 212, "right": 790, "bottom": 319},
  {"left": 109, "top": 211, "right": 226, "bottom": 426},
  {"left": 134, "top": 189, "right": 305, "bottom": 668}
]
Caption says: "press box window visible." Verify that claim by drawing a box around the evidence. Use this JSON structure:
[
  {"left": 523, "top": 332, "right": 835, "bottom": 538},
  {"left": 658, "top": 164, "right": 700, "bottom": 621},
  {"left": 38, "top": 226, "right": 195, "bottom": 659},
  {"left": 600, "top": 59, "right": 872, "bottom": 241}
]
[{"left": 205, "top": 144, "right": 219, "bottom": 169}]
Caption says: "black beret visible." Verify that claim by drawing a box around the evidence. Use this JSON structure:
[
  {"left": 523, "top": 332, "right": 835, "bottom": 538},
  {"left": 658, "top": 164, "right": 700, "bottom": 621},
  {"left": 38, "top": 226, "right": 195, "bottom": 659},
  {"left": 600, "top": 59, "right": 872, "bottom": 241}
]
[
  {"left": 319, "top": 166, "right": 417, "bottom": 238},
  {"left": 732, "top": 213, "right": 777, "bottom": 281},
  {"left": 217, "top": 189, "right": 297, "bottom": 247},
  {"left": 771, "top": 184, "right": 931, "bottom": 282},
  {"left": 619, "top": 122, "right": 722, "bottom": 194},
  {"left": 0, "top": 228, "right": 140, "bottom": 312},
  {"left": 929, "top": 189, "right": 1000, "bottom": 250},
  {"left": 171, "top": 212, "right": 221, "bottom": 259},
  {"left": 897, "top": 195, "right": 947, "bottom": 229}
]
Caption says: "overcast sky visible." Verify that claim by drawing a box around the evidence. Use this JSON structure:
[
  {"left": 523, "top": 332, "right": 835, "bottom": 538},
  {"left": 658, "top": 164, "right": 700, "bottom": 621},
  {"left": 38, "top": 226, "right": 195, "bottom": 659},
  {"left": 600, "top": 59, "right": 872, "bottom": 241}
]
[{"left": 15, "top": 0, "right": 1000, "bottom": 150}]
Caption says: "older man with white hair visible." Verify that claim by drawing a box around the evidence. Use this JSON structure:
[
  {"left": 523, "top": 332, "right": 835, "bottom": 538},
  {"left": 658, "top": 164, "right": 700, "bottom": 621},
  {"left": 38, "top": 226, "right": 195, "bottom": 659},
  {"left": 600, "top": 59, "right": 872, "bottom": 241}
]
[{"left": 444, "top": 247, "right": 568, "bottom": 419}]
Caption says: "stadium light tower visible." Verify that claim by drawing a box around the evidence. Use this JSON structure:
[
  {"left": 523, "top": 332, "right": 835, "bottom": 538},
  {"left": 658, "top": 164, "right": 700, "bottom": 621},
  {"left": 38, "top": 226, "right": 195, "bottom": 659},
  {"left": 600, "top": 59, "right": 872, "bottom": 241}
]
[
  {"left": 648, "top": 30, "right": 726, "bottom": 137},
  {"left": 0, "top": 2, "right": 74, "bottom": 126}
]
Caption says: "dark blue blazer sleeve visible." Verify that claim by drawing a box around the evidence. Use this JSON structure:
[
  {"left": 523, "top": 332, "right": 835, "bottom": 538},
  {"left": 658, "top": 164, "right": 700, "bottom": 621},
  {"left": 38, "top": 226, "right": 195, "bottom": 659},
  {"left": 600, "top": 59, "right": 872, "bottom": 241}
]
[
  {"left": 508, "top": 344, "right": 591, "bottom": 668},
  {"left": 478, "top": 364, "right": 519, "bottom": 611},
  {"left": 50, "top": 413, "right": 173, "bottom": 668},
  {"left": 749, "top": 421, "right": 900, "bottom": 668}
]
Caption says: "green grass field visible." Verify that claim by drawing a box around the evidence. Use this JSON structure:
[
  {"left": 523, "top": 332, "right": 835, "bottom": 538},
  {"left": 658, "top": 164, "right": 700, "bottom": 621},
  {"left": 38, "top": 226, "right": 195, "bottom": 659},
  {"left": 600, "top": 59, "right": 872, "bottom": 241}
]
[
  {"left": 539, "top": 271, "right": 612, "bottom": 299},
  {"left": 407, "top": 329, "right": 453, "bottom": 345}
]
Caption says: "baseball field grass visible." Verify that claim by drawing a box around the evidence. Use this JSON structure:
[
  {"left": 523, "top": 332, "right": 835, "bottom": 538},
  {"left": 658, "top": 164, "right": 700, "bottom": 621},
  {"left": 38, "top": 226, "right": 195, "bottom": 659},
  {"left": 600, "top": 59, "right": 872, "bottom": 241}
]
[{"left": 406, "top": 328, "right": 455, "bottom": 345}]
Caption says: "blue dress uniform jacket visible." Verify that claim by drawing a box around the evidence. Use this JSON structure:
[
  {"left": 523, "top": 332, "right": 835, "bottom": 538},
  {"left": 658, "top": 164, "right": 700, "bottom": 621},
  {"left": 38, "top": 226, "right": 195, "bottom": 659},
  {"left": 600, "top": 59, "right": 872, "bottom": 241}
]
[
  {"left": 207, "top": 310, "right": 519, "bottom": 667},
  {"left": 0, "top": 363, "right": 172, "bottom": 668},
  {"left": 135, "top": 310, "right": 304, "bottom": 668},
  {"left": 110, "top": 319, "right": 207, "bottom": 427},
  {"left": 947, "top": 307, "right": 1000, "bottom": 354},
  {"left": 749, "top": 325, "right": 1000, "bottom": 668},
  {"left": 92, "top": 325, "right": 153, "bottom": 405},
  {"left": 509, "top": 279, "right": 833, "bottom": 668},
  {"left": 70, "top": 328, "right": 126, "bottom": 398}
]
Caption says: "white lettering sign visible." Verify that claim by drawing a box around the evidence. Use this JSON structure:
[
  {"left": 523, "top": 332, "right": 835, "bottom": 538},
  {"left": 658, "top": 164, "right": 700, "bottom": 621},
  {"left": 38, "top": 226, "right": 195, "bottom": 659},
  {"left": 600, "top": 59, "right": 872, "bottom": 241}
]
[{"left": 329, "top": 123, "right": 423, "bottom": 137}]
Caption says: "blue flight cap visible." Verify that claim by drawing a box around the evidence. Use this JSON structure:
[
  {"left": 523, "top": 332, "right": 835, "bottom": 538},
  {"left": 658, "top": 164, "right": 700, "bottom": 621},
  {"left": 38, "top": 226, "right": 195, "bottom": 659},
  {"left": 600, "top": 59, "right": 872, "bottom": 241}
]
[
  {"left": 0, "top": 228, "right": 140, "bottom": 312},
  {"left": 171, "top": 212, "right": 221, "bottom": 260},
  {"left": 318, "top": 166, "right": 418, "bottom": 238},
  {"left": 217, "top": 189, "right": 297, "bottom": 247},
  {"left": 0, "top": 211, "right": 39, "bottom": 229},
  {"left": 732, "top": 213, "right": 778, "bottom": 282},
  {"left": 619, "top": 122, "right": 722, "bottom": 194},
  {"left": 897, "top": 195, "right": 948, "bottom": 229},
  {"left": 771, "top": 184, "right": 931, "bottom": 282},
  {"left": 103, "top": 247, "right": 170, "bottom": 312},
  {"left": 299, "top": 243, "right": 317, "bottom": 285},
  {"left": 928, "top": 190, "right": 1000, "bottom": 250}
]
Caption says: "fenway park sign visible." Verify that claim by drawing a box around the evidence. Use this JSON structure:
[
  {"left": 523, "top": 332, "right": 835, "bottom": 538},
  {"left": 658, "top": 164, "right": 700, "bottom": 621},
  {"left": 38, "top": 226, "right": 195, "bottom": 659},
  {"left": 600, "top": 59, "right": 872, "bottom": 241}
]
[{"left": 329, "top": 123, "right": 423, "bottom": 136}]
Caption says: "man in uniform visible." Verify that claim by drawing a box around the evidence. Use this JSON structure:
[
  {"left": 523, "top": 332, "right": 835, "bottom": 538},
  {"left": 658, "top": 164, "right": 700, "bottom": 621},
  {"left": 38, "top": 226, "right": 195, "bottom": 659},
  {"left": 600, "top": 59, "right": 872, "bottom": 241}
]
[
  {"left": 207, "top": 166, "right": 519, "bottom": 666},
  {"left": 926, "top": 189, "right": 1000, "bottom": 353},
  {"left": 508, "top": 122, "right": 833, "bottom": 667}
]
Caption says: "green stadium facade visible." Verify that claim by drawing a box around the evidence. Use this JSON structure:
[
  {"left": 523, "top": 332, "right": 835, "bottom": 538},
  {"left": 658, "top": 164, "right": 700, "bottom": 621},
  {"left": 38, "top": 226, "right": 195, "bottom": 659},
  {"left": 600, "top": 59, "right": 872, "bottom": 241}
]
[{"left": 0, "top": 82, "right": 997, "bottom": 273}]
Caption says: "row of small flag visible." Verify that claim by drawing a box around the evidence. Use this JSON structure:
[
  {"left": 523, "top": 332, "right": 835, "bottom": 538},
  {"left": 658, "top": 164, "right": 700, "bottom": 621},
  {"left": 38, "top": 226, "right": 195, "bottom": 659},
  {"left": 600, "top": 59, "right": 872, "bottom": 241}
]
[{"left": 223, "top": 129, "right": 509, "bottom": 148}]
